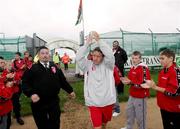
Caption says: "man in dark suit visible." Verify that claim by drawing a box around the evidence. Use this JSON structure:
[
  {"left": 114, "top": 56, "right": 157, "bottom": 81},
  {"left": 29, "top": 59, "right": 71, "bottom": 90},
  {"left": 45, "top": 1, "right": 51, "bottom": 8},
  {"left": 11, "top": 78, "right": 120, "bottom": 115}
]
[
  {"left": 112, "top": 40, "right": 128, "bottom": 117},
  {"left": 22, "top": 46, "right": 75, "bottom": 129},
  {"left": 113, "top": 40, "right": 128, "bottom": 93}
]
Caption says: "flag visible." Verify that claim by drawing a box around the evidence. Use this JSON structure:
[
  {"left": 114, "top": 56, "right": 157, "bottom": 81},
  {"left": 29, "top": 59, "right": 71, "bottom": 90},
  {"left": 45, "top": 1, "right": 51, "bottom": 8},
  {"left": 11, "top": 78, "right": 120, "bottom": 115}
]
[{"left": 75, "top": 0, "right": 83, "bottom": 25}]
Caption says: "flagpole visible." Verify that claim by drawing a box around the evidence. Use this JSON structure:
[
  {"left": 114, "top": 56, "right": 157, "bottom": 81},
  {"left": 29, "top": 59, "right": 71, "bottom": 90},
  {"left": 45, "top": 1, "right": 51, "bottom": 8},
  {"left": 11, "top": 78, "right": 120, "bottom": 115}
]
[
  {"left": 81, "top": 0, "right": 85, "bottom": 46},
  {"left": 75, "top": 0, "right": 85, "bottom": 46}
]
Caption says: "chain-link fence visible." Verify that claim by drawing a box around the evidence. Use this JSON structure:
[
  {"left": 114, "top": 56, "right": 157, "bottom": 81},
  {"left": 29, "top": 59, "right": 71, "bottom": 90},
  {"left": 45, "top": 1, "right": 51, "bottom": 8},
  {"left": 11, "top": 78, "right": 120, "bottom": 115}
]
[
  {"left": 100, "top": 30, "right": 180, "bottom": 56},
  {"left": 0, "top": 34, "right": 47, "bottom": 60},
  {"left": 0, "top": 36, "right": 26, "bottom": 59}
]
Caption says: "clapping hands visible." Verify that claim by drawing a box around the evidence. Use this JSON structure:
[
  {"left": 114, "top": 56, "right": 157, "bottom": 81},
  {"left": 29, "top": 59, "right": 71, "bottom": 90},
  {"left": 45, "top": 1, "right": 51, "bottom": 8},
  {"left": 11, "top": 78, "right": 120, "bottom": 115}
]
[
  {"left": 120, "top": 77, "right": 131, "bottom": 85},
  {"left": 6, "top": 73, "right": 15, "bottom": 78},
  {"left": 140, "top": 80, "right": 156, "bottom": 89}
]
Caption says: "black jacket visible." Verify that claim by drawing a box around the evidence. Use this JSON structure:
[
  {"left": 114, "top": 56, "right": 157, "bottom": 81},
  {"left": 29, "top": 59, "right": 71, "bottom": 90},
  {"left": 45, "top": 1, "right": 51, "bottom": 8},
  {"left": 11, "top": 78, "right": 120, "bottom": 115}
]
[
  {"left": 22, "top": 61, "right": 73, "bottom": 102},
  {"left": 114, "top": 46, "right": 128, "bottom": 70}
]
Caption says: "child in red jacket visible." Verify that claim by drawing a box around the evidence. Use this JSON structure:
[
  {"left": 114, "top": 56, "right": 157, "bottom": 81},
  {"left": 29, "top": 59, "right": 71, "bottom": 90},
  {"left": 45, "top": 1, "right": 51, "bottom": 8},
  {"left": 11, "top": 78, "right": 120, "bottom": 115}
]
[
  {"left": 23, "top": 51, "right": 33, "bottom": 70},
  {"left": 0, "top": 78, "right": 15, "bottom": 129},
  {"left": 0, "top": 56, "right": 19, "bottom": 128},
  {"left": 11, "top": 52, "right": 25, "bottom": 125},
  {"left": 121, "top": 51, "right": 151, "bottom": 129},
  {"left": 142, "top": 49, "right": 180, "bottom": 129}
]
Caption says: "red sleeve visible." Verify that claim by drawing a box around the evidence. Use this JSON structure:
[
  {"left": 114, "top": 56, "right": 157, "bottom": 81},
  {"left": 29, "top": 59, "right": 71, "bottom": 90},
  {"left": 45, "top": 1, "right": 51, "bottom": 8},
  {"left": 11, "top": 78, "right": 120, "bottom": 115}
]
[
  {"left": 1, "top": 70, "right": 7, "bottom": 77},
  {"left": 27, "top": 60, "right": 33, "bottom": 69},
  {"left": 114, "top": 67, "right": 121, "bottom": 86},
  {"left": 11, "top": 61, "right": 15, "bottom": 70},
  {"left": 146, "top": 67, "right": 151, "bottom": 80},
  {"left": 165, "top": 70, "right": 178, "bottom": 94},
  {"left": 0, "top": 70, "right": 8, "bottom": 82},
  {"left": 0, "top": 85, "right": 14, "bottom": 99},
  {"left": 19, "top": 60, "right": 25, "bottom": 70},
  {"left": 14, "top": 72, "right": 21, "bottom": 83},
  {"left": 128, "top": 68, "right": 132, "bottom": 81}
]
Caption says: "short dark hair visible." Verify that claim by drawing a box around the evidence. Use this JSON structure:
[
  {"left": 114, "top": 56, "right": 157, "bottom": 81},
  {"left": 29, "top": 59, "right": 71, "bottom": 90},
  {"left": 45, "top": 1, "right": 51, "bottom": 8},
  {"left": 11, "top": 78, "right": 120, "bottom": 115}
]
[
  {"left": 15, "top": 52, "right": 21, "bottom": 57},
  {"left": 160, "top": 49, "right": 175, "bottom": 61},
  {"left": 24, "top": 51, "right": 29, "bottom": 55},
  {"left": 4, "top": 78, "right": 14, "bottom": 85},
  {"left": 92, "top": 47, "right": 104, "bottom": 57},
  {"left": 132, "top": 51, "right": 142, "bottom": 58},
  {"left": 29, "top": 54, "right": 32, "bottom": 57},
  {"left": 113, "top": 40, "right": 119, "bottom": 46},
  {"left": 0, "top": 56, "right": 4, "bottom": 59},
  {"left": 37, "top": 46, "right": 49, "bottom": 53}
]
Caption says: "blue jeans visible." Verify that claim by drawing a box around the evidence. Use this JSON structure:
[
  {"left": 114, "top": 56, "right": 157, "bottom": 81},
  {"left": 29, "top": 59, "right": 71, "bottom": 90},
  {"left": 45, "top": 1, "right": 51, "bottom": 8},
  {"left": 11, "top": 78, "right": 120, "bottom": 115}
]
[
  {"left": 0, "top": 115, "right": 7, "bottom": 129},
  {"left": 113, "top": 87, "right": 120, "bottom": 113}
]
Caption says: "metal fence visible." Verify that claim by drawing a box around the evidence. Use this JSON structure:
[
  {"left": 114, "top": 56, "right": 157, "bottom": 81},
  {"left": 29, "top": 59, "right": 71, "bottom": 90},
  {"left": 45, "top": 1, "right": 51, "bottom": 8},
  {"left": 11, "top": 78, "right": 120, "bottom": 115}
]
[
  {"left": 0, "top": 37, "right": 26, "bottom": 59},
  {"left": 100, "top": 29, "right": 180, "bottom": 56},
  {"left": 0, "top": 33, "right": 47, "bottom": 60},
  {"left": 0, "top": 37, "right": 26, "bottom": 52}
]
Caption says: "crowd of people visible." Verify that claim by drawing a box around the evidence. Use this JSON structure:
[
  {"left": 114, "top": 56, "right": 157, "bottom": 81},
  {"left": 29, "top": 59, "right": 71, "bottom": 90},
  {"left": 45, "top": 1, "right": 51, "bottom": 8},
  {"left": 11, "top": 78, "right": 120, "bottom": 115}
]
[
  {"left": 0, "top": 51, "right": 33, "bottom": 129},
  {"left": 0, "top": 49, "right": 75, "bottom": 129},
  {"left": 53, "top": 52, "right": 71, "bottom": 71},
  {"left": 0, "top": 31, "right": 180, "bottom": 129},
  {"left": 76, "top": 31, "right": 180, "bottom": 129}
]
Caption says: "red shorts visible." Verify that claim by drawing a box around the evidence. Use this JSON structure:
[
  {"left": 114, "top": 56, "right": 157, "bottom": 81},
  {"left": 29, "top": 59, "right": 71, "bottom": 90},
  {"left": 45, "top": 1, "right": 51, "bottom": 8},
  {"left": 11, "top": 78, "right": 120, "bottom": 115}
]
[{"left": 88, "top": 104, "right": 113, "bottom": 127}]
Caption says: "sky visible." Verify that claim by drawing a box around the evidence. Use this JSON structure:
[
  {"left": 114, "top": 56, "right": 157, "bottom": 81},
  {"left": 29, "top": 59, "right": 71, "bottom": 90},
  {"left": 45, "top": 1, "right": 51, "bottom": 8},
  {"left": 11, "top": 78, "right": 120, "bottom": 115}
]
[{"left": 0, "top": 0, "right": 180, "bottom": 43}]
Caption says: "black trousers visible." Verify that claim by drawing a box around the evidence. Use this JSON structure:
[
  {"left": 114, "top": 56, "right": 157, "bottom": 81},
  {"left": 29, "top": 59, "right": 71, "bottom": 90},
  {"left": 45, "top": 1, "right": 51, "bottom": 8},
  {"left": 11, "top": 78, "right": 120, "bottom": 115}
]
[
  {"left": 6, "top": 112, "right": 11, "bottom": 129},
  {"left": 12, "top": 87, "right": 22, "bottom": 119},
  {"left": 117, "top": 67, "right": 124, "bottom": 94},
  {"left": 64, "top": 63, "right": 68, "bottom": 70},
  {"left": 31, "top": 100, "right": 61, "bottom": 129},
  {"left": 160, "top": 109, "right": 180, "bottom": 129}
]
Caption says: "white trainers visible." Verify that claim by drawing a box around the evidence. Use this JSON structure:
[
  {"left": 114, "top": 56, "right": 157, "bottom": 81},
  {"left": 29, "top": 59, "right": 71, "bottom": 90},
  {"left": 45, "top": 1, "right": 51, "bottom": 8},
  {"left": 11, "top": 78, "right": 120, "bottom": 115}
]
[
  {"left": 112, "top": 112, "right": 120, "bottom": 117},
  {"left": 120, "top": 127, "right": 127, "bottom": 129}
]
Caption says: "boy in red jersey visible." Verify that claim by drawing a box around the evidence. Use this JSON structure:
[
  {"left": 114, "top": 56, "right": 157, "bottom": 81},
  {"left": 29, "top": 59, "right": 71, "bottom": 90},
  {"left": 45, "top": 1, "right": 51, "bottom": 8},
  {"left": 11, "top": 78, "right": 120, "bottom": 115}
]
[
  {"left": 120, "top": 51, "right": 151, "bottom": 129},
  {"left": 23, "top": 51, "right": 33, "bottom": 70},
  {"left": 11, "top": 52, "right": 25, "bottom": 125},
  {"left": 142, "top": 49, "right": 180, "bottom": 129},
  {"left": 0, "top": 78, "right": 16, "bottom": 129},
  {"left": 0, "top": 56, "right": 17, "bottom": 129}
]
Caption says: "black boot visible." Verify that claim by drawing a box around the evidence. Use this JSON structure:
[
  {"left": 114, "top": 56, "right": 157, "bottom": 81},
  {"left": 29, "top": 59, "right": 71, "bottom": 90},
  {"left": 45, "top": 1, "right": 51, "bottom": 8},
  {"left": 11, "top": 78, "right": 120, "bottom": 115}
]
[{"left": 16, "top": 118, "right": 24, "bottom": 125}]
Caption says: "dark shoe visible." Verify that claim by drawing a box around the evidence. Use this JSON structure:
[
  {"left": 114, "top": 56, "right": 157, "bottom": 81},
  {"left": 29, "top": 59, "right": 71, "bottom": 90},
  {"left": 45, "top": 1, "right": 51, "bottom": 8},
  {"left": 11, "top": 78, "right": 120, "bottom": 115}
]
[{"left": 16, "top": 118, "right": 24, "bottom": 125}]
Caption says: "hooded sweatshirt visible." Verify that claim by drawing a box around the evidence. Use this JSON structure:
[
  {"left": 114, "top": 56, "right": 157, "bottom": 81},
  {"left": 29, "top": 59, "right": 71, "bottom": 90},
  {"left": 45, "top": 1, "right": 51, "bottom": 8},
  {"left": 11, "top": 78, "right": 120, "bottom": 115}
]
[{"left": 76, "top": 41, "right": 116, "bottom": 107}]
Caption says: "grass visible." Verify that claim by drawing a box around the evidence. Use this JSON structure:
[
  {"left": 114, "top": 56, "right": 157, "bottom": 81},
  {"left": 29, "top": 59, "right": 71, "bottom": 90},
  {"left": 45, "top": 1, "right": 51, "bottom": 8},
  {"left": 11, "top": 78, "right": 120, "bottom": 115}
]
[
  {"left": 20, "top": 80, "right": 84, "bottom": 116},
  {"left": 20, "top": 70, "right": 160, "bottom": 116},
  {"left": 60, "top": 63, "right": 76, "bottom": 69}
]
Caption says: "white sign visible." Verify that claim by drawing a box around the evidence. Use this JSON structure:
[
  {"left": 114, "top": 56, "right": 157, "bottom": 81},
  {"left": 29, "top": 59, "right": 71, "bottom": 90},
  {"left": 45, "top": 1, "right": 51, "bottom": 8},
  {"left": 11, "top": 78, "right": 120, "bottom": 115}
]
[
  {"left": 124, "top": 56, "right": 161, "bottom": 68},
  {"left": 176, "top": 56, "right": 180, "bottom": 67}
]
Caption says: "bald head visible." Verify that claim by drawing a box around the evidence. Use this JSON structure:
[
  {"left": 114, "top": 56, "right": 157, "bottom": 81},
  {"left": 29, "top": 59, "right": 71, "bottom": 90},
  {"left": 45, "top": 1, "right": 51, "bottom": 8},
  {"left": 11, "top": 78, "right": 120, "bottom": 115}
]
[{"left": 113, "top": 40, "right": 119, "bottom": 50}]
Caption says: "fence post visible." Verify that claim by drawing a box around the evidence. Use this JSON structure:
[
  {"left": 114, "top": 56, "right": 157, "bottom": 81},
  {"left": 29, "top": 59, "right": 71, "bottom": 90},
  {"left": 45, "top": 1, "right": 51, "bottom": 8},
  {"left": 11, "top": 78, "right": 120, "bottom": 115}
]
[
  {"left": 79, "top": 31, "right": 84, "bottom": 46},
  {"left": 0, "top": 33, "right": 5, "bottom": 39},
  {"left": 176, "top": 28, "right": 180, "bottom": 54},
  {"left": 120, "top": 28, "right": 124, "bottom": 48},
  {"left": 17, "top": 36, "right": 20, "bottom": 52},
  {"left": 148, "top": 28, "right": 154, "bottom": 55}
]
